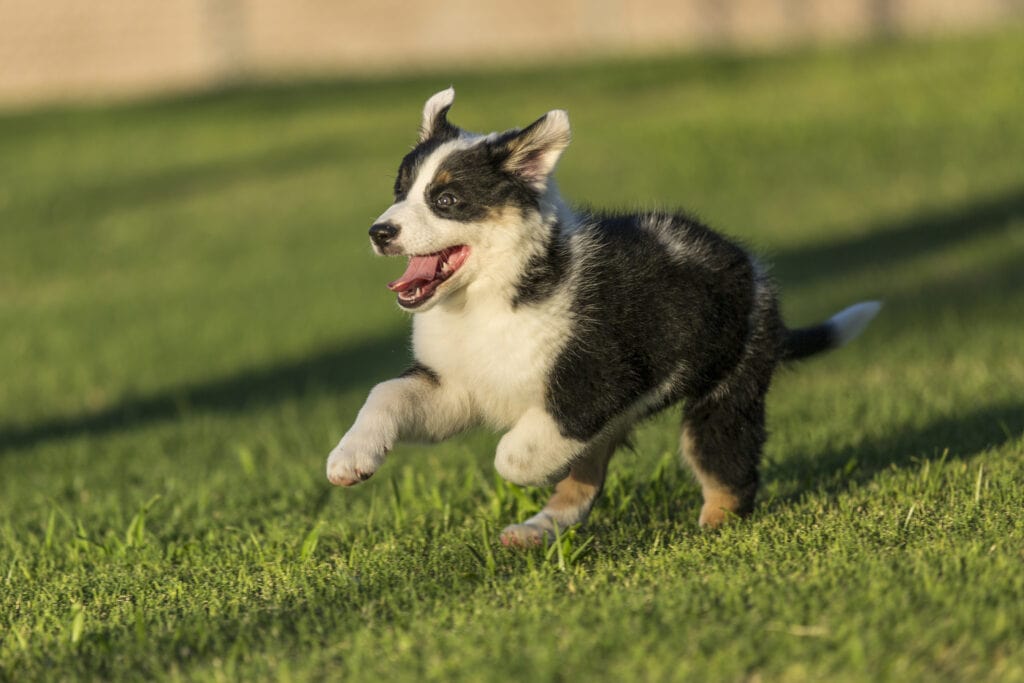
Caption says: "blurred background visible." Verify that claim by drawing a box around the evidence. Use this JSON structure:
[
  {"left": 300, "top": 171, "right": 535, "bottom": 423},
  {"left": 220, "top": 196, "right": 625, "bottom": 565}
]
[{"left": 2, "top": 0, "right": 1023, "bottom": 105}]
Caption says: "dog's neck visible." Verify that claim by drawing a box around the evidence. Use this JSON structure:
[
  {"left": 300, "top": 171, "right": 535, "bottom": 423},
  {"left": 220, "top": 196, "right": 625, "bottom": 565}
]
[
  {"left": 500, "top": 180, "right": 576, "bottom": 291},
  {"left": 539, "top": 180, "right": 577, "bottom": 233}
]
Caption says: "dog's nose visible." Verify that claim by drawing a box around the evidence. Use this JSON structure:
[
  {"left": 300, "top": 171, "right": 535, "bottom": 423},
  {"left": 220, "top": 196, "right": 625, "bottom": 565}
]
[{"left": 369, "top": 222, "right": 400, "bottom": 249}]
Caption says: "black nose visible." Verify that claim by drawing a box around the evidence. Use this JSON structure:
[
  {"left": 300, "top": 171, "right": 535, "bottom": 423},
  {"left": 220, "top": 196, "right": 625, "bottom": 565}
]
[{"left": 369, "top": 222, "right": 400, "bottom": 249}]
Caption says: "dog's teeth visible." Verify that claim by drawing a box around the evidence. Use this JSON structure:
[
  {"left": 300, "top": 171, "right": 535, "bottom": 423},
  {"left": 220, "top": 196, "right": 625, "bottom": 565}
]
[{"left": 415, "top": 287, "right": 422, "bottom": 297}]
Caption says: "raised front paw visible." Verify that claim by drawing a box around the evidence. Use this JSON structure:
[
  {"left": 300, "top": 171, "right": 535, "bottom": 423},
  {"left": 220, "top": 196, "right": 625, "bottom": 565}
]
[{"left": 326, "top": 431, "right": 388, "bottom": 487}]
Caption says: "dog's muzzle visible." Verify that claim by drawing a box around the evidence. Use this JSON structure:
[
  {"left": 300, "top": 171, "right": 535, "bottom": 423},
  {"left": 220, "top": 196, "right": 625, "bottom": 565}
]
[{"left": 369, "top": 222, "right": 400, "bottom": 250}]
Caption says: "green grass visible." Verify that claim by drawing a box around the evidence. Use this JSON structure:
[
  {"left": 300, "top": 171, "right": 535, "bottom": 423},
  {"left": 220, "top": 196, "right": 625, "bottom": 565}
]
[{"left": 2, "top": 29, "right": 1024, "bottom": 682}]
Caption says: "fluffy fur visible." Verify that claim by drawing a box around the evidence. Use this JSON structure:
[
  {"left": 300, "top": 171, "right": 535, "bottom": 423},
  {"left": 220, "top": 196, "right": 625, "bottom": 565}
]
[{"left": 327, "top": 89, "right": 881, "bottom": 546}]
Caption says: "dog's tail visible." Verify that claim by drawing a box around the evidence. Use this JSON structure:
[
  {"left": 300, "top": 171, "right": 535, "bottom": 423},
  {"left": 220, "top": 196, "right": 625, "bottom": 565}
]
[{"left": 781, "top": 301, "right": 882, "bottom": 362}]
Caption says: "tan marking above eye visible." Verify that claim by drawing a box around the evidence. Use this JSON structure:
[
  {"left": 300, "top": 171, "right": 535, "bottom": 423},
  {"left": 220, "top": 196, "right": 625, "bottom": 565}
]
[{"left": 433, "top": 170, "right": 453, "bottom": 185}]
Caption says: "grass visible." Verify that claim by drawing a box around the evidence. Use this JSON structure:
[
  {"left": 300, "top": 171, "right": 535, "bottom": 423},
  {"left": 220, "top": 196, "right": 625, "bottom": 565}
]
[{"left": 2, "top": 28, "right": 1024, "bottom": 682}]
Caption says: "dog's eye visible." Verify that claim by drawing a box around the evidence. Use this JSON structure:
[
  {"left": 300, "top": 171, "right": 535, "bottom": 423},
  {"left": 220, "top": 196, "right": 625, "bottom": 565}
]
[{"left": 435, "top": 192, "right": 458, "bottom": 208}]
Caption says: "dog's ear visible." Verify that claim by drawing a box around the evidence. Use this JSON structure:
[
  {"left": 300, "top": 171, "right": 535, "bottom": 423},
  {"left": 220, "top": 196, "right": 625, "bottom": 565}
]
[
  {"left": 420, "top": 88, "right": 459, "bottom": 143},
  {"left": 498, "top": 110, "right": 571, "bottom": 190}
]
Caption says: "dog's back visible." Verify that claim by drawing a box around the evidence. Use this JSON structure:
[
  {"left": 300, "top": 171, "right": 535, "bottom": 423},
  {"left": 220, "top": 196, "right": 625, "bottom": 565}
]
[{"left": 541, "top": 210, "right": 774, "bottom": 442}]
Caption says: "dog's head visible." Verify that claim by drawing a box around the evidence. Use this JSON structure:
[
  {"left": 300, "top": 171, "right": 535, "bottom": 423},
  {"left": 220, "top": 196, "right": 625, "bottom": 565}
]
[{"left": 369, "top": 88, "right": 571, "bottom": 311}]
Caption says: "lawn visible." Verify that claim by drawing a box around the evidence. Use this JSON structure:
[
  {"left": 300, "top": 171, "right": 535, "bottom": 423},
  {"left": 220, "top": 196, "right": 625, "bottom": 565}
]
[{"left": 1, "top": 29, "right": 1023, "bottom": 682}]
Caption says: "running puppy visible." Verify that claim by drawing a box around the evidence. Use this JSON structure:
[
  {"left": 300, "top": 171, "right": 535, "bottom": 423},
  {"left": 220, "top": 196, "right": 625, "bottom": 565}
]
[{"left": 326, "top": 88, "right": 880, "bottom": 546}]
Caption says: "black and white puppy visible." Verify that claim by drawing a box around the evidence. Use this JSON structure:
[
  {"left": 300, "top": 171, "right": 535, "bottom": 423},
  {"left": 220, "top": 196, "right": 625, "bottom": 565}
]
[{"left": 327, "top": 88, "right": 880, "bottom": 546}]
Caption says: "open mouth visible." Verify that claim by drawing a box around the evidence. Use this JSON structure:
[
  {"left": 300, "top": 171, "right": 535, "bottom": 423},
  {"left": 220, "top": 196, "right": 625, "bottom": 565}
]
[{"left": 386, "top": 245, "right": 470, "bottom": 308}]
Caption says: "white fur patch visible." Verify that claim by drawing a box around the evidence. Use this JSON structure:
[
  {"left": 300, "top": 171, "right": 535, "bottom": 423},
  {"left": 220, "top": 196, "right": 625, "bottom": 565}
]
[
  {"left": 495, "top": 407, "right": 584, "bottom": 487},
  {"left": 326, "top": 379, "right": 407, "bottom": 485},
  {"left": 412, "top": 235, "right": 574, "bottom": 429},
  {"left": 326, "top": 374, "right": 474, "bottom": 485},
  {"left": 640, "top": 214, "right": 714, "bottom": 264},
  {"left": 419, "top": 87, "right": 455, "bottom": 142},
  {"left": 829, "top": 301, "right": 883, "bottom": 346}
]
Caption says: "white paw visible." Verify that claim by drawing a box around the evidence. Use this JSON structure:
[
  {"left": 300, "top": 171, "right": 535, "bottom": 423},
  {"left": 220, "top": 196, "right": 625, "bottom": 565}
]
[
  {"left": 326, "top": 430, "right": 388, "bottom": 487},
  {"left": 499, "top": 522, "right": 551, "bottom": 548},
  {"left": 494, "top": 442, "right": 569, "bottom": 487},
  {"left": 494, "top": 418, "right": 576, "bottom": 487}
]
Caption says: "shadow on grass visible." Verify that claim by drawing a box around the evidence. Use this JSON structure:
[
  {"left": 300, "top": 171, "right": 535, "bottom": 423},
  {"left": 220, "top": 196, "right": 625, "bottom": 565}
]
[
  {"left": 769, "top": 185, "right": 1024, "bottom": 288},
  {"left": 0, "top": 332, "right": 409, "bottom": 454},
  {"left": 765, "top": 399, "right": 1024, "bottom": 508}
]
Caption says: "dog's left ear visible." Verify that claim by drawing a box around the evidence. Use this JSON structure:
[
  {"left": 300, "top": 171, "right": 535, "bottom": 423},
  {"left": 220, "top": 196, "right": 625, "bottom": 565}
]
[
  {"left": 420, "top": 87, "right": 459, "bottom": 143},
  {"left": 499, "top": 110, "right": 571, "bottom": 191}
]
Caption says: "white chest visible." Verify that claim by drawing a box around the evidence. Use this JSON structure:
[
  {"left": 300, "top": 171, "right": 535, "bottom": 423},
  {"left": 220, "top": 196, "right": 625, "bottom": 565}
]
[{"left": 412, "top": 293, "right": 572, "bottom": 429}]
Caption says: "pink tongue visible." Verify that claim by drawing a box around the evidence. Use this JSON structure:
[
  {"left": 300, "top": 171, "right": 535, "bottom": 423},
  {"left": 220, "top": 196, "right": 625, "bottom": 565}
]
[{"left": 387, "top": 254, "right": 441, "bottom": 292}]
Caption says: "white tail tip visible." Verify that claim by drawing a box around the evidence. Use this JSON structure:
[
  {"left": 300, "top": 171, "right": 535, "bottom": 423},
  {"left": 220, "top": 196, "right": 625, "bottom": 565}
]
[{"left": 830, "top": 301, "right": 882, "bottom": 346}]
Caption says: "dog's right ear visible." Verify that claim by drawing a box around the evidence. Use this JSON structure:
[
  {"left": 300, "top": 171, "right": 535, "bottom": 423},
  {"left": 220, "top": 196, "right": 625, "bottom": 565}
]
[{"left": 420, "top": 88, "right": 458, "bottom": 143}]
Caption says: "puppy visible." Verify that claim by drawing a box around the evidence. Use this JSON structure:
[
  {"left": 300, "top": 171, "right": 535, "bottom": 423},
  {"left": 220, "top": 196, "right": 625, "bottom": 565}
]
[{"left": 327, "top": 88, "right": 880, "bottom": 546}]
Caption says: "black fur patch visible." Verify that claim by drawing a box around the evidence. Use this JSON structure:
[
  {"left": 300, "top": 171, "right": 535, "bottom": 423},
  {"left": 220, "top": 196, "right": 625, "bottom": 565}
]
[
  {"left": 782, "top": 324, "right": 834, "bottom": 360},
  {"left": 680, "top": 280, "right": 782, "bottom": 505},
  {"left": 393, "top": 129, "right": 460, "bottom": 201},
  {"left": 512, "top": 220, "right": 570, "bottom": 308},
  {"left": 425, "top": 142, "right": 538, "bottom": 222},
  {"left": 422, "top": 104, "right": 459, "bottom": 142},
  {"left": 683, "top": 394, "right": 764, "bottom": 511},
  {"left": 545, "top": 212, "right": 764, "bottom": 441},
  {"left": 400, "top": 362, "right": 441, "bottom": 386}
]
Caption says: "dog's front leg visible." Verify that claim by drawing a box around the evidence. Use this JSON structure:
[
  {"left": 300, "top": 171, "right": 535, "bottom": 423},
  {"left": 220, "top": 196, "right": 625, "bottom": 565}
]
[
  {"left": 494, "top": 407, "right": 586, "bottom": 488},
  {"left": 500, "top": 436, "right": 617, "bottom": 547},
  {"left": 326, "top": 369, "right": 470, "bottom": 486}
]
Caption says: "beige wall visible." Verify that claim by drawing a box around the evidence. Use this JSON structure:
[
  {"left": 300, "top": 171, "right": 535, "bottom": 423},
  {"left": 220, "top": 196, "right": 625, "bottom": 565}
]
[{"left": 1, "top": 0, "right": 1021, "bottom": 105}]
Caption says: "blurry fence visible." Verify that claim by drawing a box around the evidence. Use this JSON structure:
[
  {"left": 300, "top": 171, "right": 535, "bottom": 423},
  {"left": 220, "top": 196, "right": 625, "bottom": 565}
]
[{"left": 1, "top": 0, "right": 1022, "bottom": 105}]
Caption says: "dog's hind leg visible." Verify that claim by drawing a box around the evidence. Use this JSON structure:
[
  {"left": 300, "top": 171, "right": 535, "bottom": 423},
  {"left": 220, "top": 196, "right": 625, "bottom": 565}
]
[
  {"left": 499, "top": 435, "right": 618, "bottom": 547},
  {"left": 681, "top": 392, "right": 766, "bottom": 528}
]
